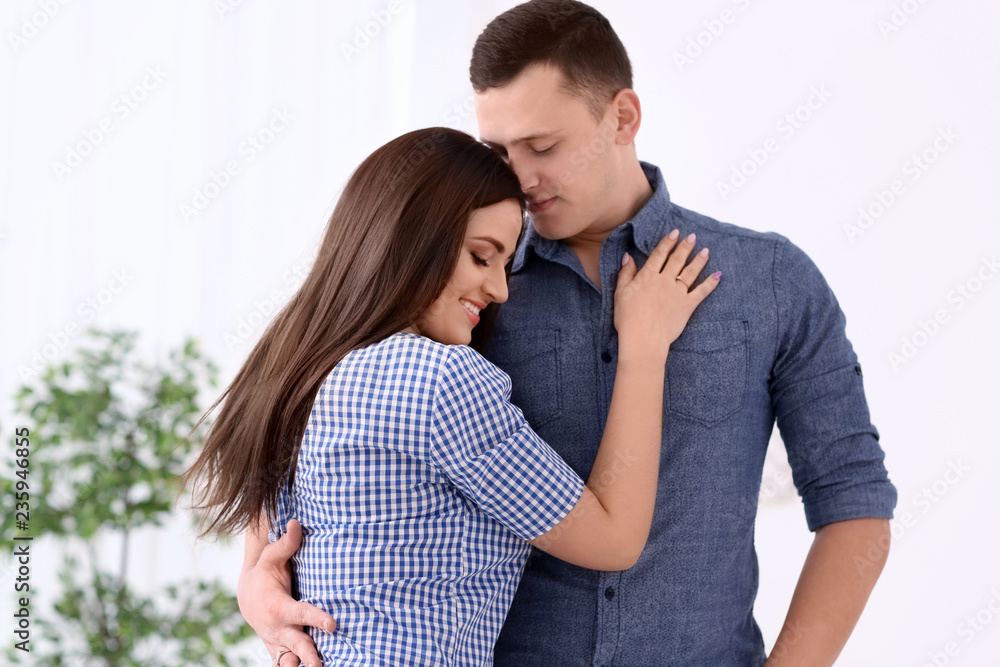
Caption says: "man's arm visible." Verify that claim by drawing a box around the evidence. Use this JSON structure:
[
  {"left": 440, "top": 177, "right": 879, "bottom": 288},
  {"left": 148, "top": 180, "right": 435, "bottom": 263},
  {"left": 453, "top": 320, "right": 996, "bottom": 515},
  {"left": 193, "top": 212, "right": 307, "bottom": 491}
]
[
  {"left": 238, "top": 516, "right": 334, "bottom": 667},
  {"left": 766, "top": 518, "right": 890, "bottom": 666},
  {"left": 768, "top": 237, "right": 897, "bottom": 664}
]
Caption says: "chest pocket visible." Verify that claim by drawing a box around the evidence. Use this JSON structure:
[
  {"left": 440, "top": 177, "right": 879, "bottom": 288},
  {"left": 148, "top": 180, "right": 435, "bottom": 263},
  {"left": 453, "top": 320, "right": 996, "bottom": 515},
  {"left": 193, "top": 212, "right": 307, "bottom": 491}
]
[
  {"left": 485, "top": 328, "right": 563, "bottom": 430},
  {"left": 666, "top": 320, "right": 749, "bottom": 426}
]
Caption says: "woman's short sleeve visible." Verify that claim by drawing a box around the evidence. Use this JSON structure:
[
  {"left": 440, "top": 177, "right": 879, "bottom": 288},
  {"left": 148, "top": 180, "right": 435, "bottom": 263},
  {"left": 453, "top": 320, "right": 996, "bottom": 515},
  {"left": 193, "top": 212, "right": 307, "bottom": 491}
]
[{"left": 430, "top": 345, "right": 584, "bottom": 541}]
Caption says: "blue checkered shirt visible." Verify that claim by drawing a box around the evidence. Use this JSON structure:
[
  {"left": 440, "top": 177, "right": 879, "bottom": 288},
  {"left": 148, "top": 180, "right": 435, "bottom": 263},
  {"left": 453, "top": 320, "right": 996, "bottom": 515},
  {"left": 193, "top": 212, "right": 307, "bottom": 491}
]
[{"left": 269, "top": 332, "right": 585, "bottom": 666}]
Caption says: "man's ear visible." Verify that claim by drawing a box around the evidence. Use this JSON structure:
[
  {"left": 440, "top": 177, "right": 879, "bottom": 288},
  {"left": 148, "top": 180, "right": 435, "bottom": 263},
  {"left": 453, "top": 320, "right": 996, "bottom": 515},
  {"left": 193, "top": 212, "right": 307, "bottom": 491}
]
[{"left": 610, "top": 89, "right": 642, "bottom": 146}]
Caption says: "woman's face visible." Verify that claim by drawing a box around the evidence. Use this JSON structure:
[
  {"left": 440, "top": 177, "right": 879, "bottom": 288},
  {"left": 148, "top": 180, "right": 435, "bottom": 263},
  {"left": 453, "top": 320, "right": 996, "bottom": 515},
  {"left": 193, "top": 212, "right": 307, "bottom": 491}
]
[{"left": 411, "top": 198, "right": 523, "bottom": 346}]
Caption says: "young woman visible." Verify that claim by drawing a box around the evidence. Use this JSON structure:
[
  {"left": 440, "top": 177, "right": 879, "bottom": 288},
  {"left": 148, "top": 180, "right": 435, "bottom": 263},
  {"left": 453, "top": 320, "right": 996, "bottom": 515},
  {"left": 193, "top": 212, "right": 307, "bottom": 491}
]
[{"left": 184, "top": 127, "right": 719, "bottom": 666}]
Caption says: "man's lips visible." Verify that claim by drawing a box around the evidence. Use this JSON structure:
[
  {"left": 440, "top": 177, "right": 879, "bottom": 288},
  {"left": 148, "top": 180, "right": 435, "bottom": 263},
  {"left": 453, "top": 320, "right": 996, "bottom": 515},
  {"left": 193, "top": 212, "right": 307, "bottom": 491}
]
[{"left": 528, "top": 197, "right": 556, "bottom": 213}]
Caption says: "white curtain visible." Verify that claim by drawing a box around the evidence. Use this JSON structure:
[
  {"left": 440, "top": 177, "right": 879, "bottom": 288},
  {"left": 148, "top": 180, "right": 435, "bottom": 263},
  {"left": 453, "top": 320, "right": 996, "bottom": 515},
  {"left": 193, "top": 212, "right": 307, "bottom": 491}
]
[{"left": 2, "top": 1, "right": 998, "bottom": 663}]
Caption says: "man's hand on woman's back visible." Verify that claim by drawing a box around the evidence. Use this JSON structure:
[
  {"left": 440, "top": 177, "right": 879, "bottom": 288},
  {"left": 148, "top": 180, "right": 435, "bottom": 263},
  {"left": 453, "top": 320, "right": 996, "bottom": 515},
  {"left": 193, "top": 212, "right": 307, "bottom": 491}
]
[{"left": 239, "top": 518, "right": 331, "bottom": 666}]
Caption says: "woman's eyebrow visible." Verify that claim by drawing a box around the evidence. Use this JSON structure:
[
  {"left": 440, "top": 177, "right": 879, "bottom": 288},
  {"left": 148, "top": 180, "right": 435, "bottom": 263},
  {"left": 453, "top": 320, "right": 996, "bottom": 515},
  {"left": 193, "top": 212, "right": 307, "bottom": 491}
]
[{"left": 470, "top": 236, "right": 505, "bottom": 253}]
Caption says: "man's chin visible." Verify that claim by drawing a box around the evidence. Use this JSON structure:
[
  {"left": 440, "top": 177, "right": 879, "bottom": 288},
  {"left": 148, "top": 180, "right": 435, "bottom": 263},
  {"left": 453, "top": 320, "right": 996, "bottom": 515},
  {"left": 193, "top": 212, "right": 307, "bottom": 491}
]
[{"left": 528, "top": 215, "right": 573, "bottom": 241}]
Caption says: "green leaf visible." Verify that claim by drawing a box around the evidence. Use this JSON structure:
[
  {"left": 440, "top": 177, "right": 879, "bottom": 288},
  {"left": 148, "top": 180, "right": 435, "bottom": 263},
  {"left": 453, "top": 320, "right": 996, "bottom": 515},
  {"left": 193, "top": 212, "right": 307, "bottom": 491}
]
[{"left": 0, "top": 328, "right": 254, "bottom": 664}]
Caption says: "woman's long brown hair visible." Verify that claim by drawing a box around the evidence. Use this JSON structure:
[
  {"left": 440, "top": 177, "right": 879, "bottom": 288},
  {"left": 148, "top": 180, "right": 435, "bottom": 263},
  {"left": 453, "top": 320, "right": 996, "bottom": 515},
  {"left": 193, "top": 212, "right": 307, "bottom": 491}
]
[{"left": 183, "top": 128, "right": 525, "bottom": 537}]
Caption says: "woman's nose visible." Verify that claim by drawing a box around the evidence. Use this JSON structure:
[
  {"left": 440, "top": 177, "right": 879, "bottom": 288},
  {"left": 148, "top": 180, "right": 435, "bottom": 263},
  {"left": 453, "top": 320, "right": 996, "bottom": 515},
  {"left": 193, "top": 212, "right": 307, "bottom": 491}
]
[{"left": 485, "top": 269, "right": 508, "bottom": 304}]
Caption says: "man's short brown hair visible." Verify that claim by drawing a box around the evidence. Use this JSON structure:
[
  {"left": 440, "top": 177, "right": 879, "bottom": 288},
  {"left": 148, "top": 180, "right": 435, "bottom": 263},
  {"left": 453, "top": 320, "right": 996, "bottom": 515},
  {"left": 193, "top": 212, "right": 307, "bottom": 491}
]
[{"left": 470, "top": 0, "right": 633, "bottom": 119}]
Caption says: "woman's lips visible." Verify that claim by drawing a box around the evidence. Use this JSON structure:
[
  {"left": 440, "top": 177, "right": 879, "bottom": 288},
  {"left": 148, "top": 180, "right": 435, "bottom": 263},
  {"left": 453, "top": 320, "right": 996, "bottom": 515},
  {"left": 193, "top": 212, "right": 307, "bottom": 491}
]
[
  {"left": 460, "top": 298, "right": 485, "bottom": 326},
  {"left": 463, "top": 308, "right": 480, "bottom": 326},
  {"left": 528, "top": 197, "right": 556, "bottom": 214}
]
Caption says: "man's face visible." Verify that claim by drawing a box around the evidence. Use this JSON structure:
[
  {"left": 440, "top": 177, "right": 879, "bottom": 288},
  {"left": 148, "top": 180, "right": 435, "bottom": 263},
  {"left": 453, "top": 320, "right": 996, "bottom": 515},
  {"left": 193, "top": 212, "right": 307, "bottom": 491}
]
[{"left": 475, "top": 64, "right": 625, "bottom": 243}]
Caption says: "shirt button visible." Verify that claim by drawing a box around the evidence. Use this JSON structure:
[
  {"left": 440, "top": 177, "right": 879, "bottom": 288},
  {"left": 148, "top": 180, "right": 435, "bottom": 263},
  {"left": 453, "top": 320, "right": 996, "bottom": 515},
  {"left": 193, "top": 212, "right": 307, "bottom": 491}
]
[
  {"left": 601, "top": 351, "right": 612, "bottom": 363},
  {"left": 855, "top": 365, "right": 863, "bottom": 376},
  {"left": 604, "top": 586, "right": 615, "bottom": 600}
]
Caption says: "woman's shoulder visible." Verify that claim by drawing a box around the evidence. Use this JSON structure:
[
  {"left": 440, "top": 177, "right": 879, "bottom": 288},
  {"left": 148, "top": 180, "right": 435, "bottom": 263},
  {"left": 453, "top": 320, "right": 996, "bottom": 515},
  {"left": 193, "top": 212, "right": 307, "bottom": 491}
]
[
  {"left": 325, "top": 333, "right": 498, "bottom": 384},
  {"left": 365, "top": 332, "right": 453, "bottom": 370},
  {"left": 363, "top": 334, "right": 510, "bottom": 394}
]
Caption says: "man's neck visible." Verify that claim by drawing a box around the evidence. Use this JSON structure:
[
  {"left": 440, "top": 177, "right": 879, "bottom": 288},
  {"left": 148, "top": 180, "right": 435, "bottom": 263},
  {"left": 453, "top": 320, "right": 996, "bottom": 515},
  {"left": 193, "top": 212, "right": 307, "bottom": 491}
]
[{"left": 564, "top": 159, "right": 653, "bottom": 290}]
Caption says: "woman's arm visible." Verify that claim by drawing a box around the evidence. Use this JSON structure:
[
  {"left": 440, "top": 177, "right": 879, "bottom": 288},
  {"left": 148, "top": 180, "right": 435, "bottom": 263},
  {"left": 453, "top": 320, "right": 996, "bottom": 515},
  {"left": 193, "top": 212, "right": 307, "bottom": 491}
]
[
  {"left": 529, "top": 358, "right": 665, "bottom": 570},
  {"left": 235, "top": 231, "right": 718, "bottom": 656},
  {"left": 529, "top": 230, "right": 719, "bottom": 570},
  {"left": 531, "top": 361, "right": 663, "bottom": 570}
]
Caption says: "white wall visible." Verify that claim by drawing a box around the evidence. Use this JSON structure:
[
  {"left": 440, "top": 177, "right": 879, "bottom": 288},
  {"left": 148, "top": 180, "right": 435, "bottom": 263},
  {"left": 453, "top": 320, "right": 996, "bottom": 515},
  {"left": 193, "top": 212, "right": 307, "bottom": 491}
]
[{"left": 1, "top": 1, "right": 997, "bottom": 665}]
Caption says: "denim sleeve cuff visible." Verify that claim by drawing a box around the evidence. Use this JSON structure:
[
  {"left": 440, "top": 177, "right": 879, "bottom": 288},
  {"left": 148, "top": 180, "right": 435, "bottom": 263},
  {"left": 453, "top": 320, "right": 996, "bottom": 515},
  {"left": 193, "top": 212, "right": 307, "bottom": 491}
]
[{"left": 803, "top": 479, "right": 898, "bottom": 532}]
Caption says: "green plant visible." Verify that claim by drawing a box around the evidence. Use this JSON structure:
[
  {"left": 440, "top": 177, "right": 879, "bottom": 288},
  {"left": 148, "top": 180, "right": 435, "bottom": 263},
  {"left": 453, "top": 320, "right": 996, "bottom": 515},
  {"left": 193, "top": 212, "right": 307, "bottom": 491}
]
[{"left": 0, "top": 329, "right": 256, "bottom": 666}]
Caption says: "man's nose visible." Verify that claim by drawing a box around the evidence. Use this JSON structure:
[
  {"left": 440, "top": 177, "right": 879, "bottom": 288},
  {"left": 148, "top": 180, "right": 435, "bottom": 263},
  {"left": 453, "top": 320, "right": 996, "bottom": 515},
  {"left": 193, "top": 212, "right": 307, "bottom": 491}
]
[{"left": 507, "top": 154, "right": 538, "bottom": 192}]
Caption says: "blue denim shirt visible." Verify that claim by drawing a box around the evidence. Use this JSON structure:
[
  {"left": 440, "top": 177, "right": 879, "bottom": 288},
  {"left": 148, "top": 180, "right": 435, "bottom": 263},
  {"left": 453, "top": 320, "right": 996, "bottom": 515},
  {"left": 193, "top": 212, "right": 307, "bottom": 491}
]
[{"left": 486, "top": 162, "right": 897, "bottom": 666}]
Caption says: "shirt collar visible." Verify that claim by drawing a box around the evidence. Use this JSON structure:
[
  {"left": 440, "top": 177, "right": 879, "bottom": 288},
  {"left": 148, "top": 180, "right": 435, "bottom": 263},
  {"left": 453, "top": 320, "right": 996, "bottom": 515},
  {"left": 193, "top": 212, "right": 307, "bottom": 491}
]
[{"left": 512, "top": 161, "right": 673, "bottom": 273}]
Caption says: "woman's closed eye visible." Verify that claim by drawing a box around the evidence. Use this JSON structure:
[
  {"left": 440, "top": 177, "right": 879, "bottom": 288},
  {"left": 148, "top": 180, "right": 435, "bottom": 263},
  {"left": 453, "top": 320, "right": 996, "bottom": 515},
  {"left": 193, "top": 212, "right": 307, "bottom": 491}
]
[{"left": 472, "top": 252, "right": 491, "bottom": 267}]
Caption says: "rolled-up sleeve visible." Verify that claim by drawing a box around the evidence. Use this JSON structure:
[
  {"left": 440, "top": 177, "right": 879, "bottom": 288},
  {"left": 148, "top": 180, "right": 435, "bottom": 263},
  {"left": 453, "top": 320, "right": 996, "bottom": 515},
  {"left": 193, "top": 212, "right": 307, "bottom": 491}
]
[
  {"left": 430, "top": 346, "right": 584, "bottom": 541},
  {"left": 771, "top": 237, "right": 897, "bottom": 531}
]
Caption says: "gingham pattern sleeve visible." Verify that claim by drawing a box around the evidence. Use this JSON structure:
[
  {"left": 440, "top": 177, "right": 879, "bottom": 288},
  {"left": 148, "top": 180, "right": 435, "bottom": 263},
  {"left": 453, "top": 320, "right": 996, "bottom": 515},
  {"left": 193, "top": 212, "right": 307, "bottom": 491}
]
[{"left": 430, "top": 345, "right": 584, "bottom": 541}]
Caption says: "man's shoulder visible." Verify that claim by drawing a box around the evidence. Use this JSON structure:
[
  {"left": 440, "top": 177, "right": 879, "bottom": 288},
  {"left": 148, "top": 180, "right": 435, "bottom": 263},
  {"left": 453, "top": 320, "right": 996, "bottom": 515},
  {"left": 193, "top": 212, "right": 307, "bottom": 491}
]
[{"left": 670, "top": 201, "right": 787, "bottom": 248}]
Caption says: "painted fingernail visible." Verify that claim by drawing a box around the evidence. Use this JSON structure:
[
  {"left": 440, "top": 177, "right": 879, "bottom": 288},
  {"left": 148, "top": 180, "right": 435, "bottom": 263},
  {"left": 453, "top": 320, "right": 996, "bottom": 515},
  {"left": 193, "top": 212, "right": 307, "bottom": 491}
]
[
  {"left": 622, "top": 253, "right": 630, "bottom": 267},
  {"left": 686, "top": 233, "right": 696, "bottom": 245},
  {"left": 698, "top": 248, "right": 709, "bottom": 258},
  {"left": 712, "top": 271, "right": 722, "bottom": 280},
  {"left": 668, "top": 229, "right": 679, "bottom": 240}
]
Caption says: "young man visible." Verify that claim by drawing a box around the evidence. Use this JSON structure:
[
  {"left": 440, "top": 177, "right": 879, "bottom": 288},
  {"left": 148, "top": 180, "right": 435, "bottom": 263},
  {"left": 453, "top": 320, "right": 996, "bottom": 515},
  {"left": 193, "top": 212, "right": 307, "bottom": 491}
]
[{"left": 239, "top": 2, "right": 896, "bottom": 665}]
